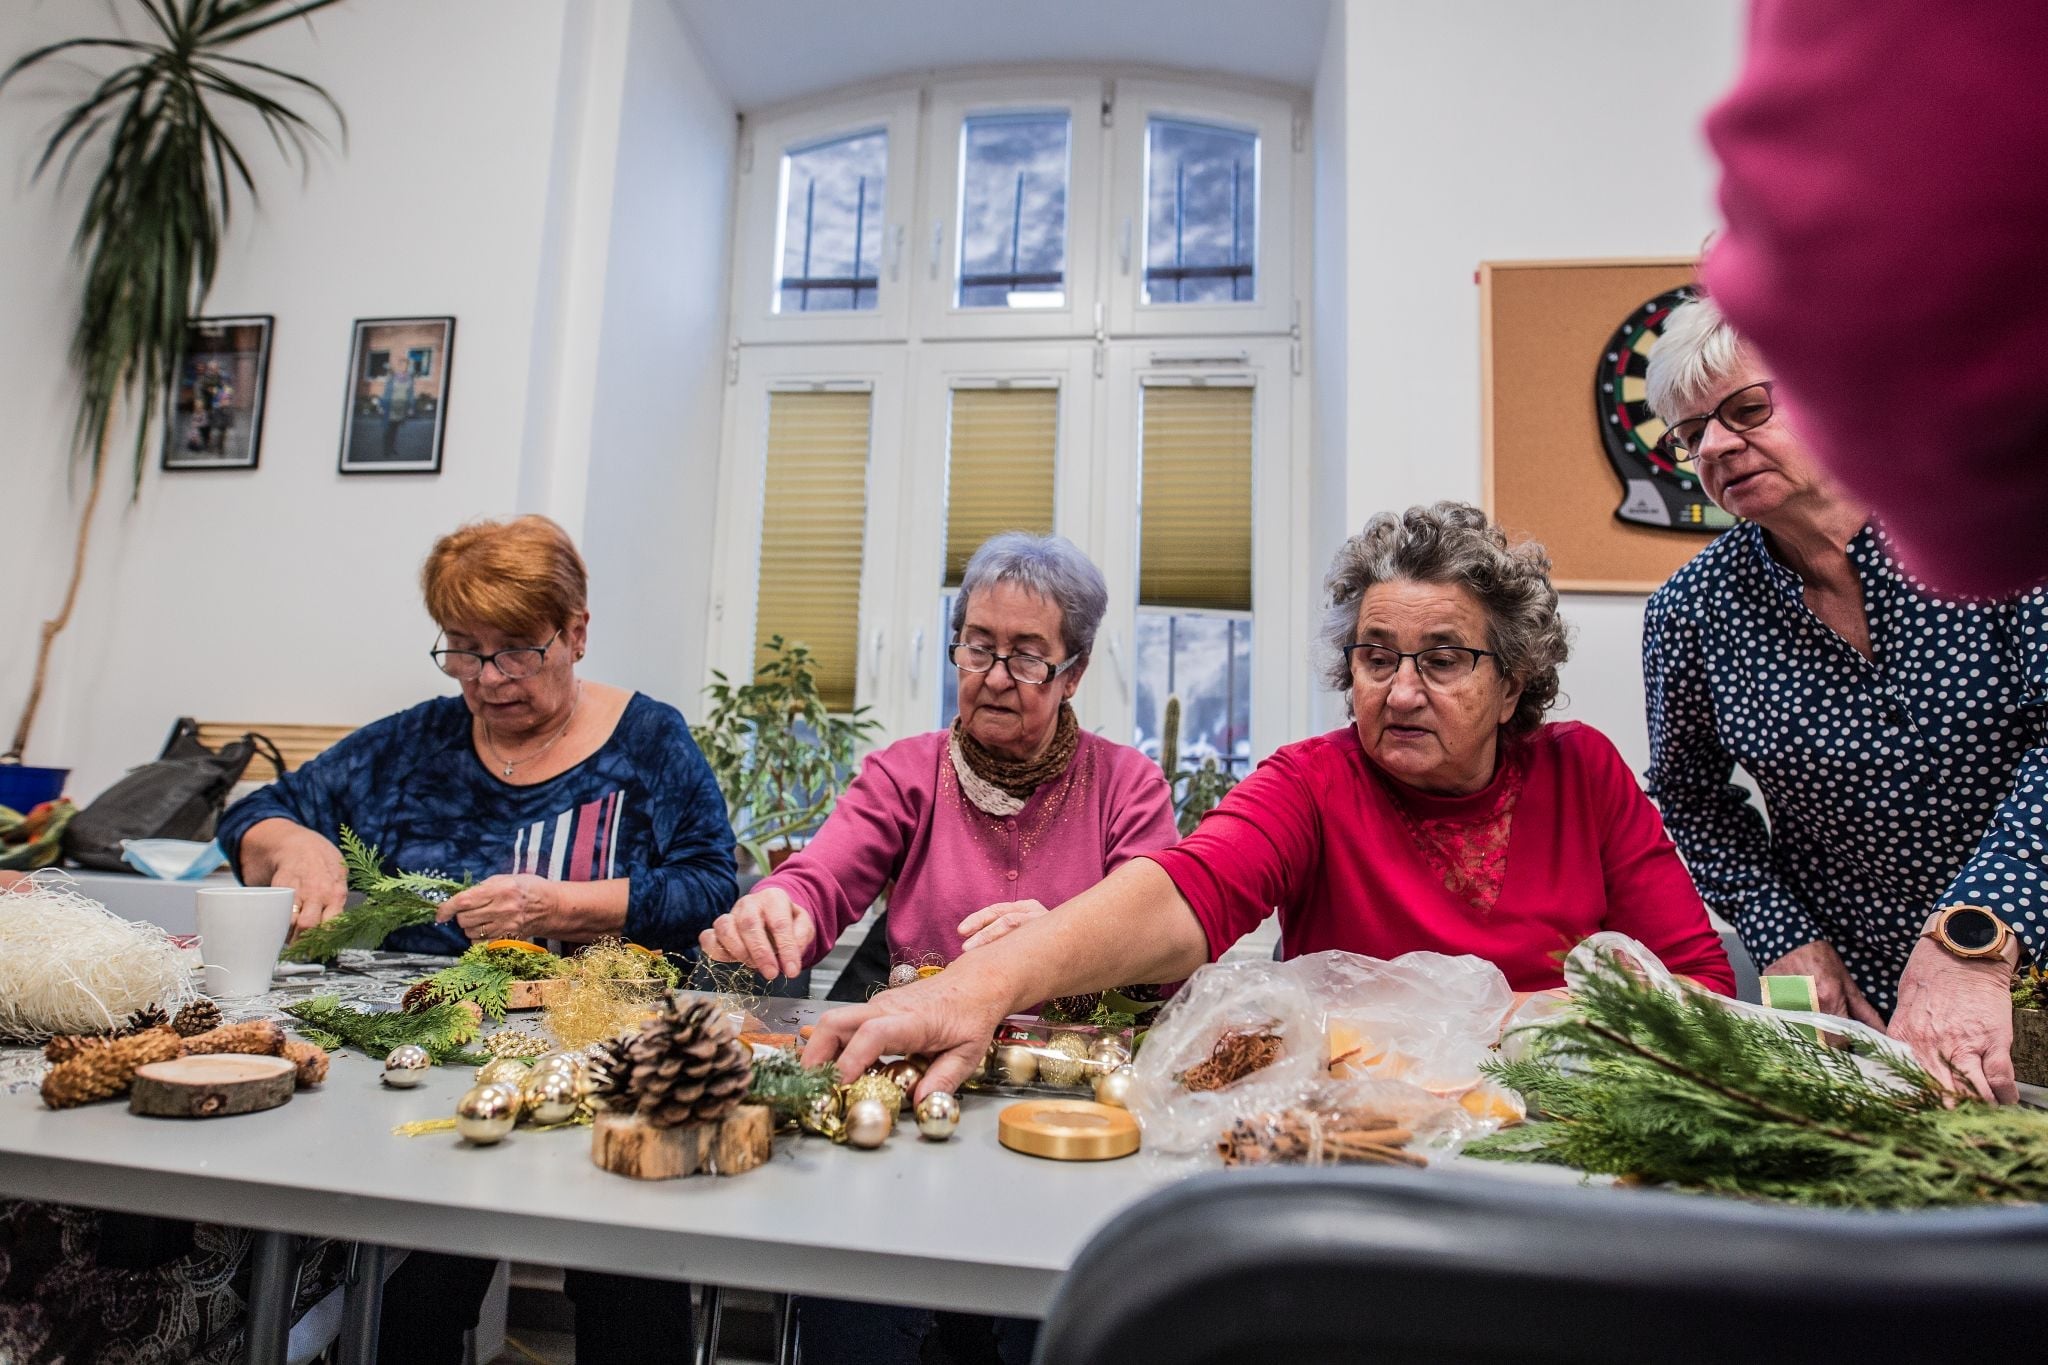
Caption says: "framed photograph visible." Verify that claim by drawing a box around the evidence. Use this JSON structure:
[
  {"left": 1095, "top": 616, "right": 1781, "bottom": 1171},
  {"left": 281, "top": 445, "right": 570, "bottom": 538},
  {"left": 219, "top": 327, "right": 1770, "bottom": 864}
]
[
  {"left": 338, "top": 316, "right": 454, "bottom": 474},
  {"left": 162, "top": 315, "right": 272, "bottom": 471}
]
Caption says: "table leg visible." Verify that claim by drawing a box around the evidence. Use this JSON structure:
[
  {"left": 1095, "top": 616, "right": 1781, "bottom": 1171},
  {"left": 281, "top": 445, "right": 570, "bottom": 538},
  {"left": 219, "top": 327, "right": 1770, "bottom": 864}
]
[
  {"left": 336, "top": 1242, "right": 399, "bottom": 1365},
  {"left": 695, "top": 1284, "right": 723, "bottom": 1365},
  {"left": 244, "top": 1230, "right": 301, "bottom": 1365},
  {"left": 775, "top": 1292, "right": 799, "bottom": 1365}
]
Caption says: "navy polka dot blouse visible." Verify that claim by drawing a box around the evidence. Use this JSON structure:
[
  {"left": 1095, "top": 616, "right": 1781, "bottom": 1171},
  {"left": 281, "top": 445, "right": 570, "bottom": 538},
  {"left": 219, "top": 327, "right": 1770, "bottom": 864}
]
[{"left": 1643, "top": 522, "right": 2047, "bottom": 1014}]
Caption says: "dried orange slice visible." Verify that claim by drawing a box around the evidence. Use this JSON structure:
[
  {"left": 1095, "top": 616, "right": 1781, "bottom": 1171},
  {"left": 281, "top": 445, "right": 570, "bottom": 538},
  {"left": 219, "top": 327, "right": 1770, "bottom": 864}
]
[
  {"left": 484, "top": 938, "right": 548, "bottom": 954},
  {"left": 625, "top": 943, "right": 662, "bottom": 958}
]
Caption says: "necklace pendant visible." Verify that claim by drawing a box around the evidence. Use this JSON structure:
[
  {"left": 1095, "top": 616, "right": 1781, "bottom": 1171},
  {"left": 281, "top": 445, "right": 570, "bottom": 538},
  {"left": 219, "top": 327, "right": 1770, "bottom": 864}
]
[{"left": 503, "top": 762, "right": 516, "bottom": 777}]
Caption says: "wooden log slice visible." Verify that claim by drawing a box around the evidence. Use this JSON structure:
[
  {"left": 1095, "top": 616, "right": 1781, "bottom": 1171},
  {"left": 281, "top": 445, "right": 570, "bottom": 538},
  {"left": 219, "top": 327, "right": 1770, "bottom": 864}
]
[
  {"left": 129, "top": 1054, "right": 297, "bottom": 1119},
  {"left": 505, "top": 978, "right": 570, "bottom": 1010},
  {"left": 590, "top": 1104, "right": 774, "bottom": 1180},
  {"left": 2013, "top": 1006, "right": 2048, "bottom": 1088},
  {"left": 710, "top": 1105, "right": 773, "bottom": 1176}
]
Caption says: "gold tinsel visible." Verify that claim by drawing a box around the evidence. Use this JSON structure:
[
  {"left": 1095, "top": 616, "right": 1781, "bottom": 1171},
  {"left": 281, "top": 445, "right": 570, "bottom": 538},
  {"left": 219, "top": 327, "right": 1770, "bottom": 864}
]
[
  {"left": 541, "top": 942, "right": 670, "bottom": 1049},
  {"left": 40, "top": 1026, "right": 183, "bottom": 1109}
]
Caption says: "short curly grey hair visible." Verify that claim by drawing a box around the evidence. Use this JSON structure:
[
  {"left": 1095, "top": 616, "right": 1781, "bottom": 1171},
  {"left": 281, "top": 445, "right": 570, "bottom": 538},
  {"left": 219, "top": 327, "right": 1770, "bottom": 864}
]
[
  {"left": 951, "top": 532, "right": 1109, "bottom": 660},
  {"left": 1319, "top": 502, "right": 1568, "bottom": 736}
]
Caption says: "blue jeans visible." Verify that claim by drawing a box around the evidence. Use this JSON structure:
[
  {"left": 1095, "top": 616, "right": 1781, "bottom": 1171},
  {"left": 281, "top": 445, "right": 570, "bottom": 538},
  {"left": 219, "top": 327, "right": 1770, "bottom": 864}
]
[{"left": 796, "top": 1296, "right": 1038, "bottom": 1365}]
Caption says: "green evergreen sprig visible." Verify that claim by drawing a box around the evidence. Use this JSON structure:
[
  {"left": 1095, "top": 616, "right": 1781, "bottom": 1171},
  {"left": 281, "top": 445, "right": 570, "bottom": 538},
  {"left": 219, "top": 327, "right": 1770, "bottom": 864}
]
[
  {"left": 285, "top": 994, "right": 484, "bottom": 1064},
  {"left": 744, "top": 1048, "right": 842, "bottom": 1119},
  {"left": 279, "top": 827, "right": 467, "bottom": 963},
  {"left": 1468, "top": 947, "right": 2048, "bottom": 1208}
]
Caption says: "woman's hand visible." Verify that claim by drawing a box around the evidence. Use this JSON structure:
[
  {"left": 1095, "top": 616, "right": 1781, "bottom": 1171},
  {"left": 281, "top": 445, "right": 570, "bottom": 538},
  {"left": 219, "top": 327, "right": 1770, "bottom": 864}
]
[
  {"left": 242, "top": 820, "right": 349, "bottom": 934},
  {"left": 436, "top": 875, "right": 562, "bottom": 943},
  {"left": 1763, "top": 939, "right": 1886, "bottom": 1029},
  {"left": 1889, "top": 938, "right": 2018, "bottom": 1104},
  {"left": 803, "top": 968, "right": 1012, "bottom": 1100},
  {"left": 698, "top": 885, "right": 816, "bottom": 980},
  {"left": 956, "top": 898, "right": 1049, "bottom": 951}
]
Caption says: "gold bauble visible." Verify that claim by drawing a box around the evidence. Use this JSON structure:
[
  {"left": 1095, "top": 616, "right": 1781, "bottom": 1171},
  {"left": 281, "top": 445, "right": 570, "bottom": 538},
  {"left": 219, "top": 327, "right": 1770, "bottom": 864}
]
[
  {"left": 1039, "top": 1033, "right": 1090, "bottom": 1088},
  {"left": 531, "top": 1051, "right": 584, "bottom": 1078},
  {"left": 965, "top": 1043, "right": 993, "bottom": 1089},
  {"left": 519, "top": 1067, "right": 581, "bottom": 1125},
  {"left": 455, "top": 1082, "right": 520, "bottom": 1144},
  {"left": 844, "top": 1097, "right": 893, "bottom": 1148},
  {"left": 382, "top": 1044, "right": 432, "bottom": 1087},
  {"left": 994, "top": 1044, "right": 1038, "bottom": 1086},
  {"left": 1092, "top": 1064, "right": 1137, "bottom": 1109},
  {"left": 1087, "top": 1036, "right": 1132, "bottom": 1074},
  {"left": 475, "top": 1057, "right": 530, "bottom": 1088},
  {"left": 801, "top": 1089, "right": 845, "bottom": 1138},
  {"left": 880, "top": 1059, "right": 923, "bottom": 1108},
  {"left": 915, "top": 1090, "right": 961, "bottom": 1140},
  {"left": 846, "top": 1072, "right": 905, "bottom": 1116}
]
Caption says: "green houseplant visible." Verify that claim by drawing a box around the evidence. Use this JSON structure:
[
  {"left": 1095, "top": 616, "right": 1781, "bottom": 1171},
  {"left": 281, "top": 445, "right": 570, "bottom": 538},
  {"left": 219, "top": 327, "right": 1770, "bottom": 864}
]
[
  {"left": 697, "top": 636, "right": 883, "bottom": 874},
  {"left": 0, "top": 0, "right": 343, "bottom": 764},
  {"left": 1159, "top": 693, "right": 1241, "bottom": 836}
]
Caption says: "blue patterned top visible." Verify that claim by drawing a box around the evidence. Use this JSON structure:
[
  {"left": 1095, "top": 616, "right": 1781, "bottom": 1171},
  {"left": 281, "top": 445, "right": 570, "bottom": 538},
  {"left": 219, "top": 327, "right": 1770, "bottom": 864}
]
[
  {"left": 1644, "top": 522, "right": 2048, "bottom": 1012},
  {"left": 215, "top": 693, "right": 737, "bottom": 955}
]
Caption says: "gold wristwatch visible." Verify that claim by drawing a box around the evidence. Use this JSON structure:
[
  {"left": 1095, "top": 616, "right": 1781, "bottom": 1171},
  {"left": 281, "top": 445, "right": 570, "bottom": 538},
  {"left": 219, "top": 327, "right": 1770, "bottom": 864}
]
[{"left": 1920, "top": 905, "right": 2018, "bottom": 963}]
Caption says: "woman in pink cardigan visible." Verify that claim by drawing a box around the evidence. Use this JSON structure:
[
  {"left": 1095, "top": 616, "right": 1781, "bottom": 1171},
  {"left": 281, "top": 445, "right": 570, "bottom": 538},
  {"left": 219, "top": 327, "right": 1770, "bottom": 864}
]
[{"left": 700, "top": 531, "right": 1179, "bottom": 983}]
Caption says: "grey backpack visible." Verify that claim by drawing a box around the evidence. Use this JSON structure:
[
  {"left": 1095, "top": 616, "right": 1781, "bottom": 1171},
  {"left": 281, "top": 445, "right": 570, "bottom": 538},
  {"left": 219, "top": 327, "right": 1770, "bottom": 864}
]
[{"left": 62, "top": 719, "right": 285, "bottom": 872}]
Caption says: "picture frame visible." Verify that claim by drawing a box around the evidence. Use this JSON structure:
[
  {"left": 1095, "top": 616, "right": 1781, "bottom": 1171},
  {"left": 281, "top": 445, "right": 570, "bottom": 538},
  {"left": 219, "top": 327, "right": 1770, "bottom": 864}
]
[
  {"left": 161, "top": 315, "right": 272, "bottom": 471},
  {"left": 338, "top": 316, "right": 454, "bottom": 474}
]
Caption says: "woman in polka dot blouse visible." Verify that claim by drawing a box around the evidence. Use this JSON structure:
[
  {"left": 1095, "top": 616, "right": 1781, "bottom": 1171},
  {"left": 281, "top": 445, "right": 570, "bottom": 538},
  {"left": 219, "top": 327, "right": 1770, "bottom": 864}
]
[{"left": 1641, "top": 296, "right": 2043, "bottom": 1103}]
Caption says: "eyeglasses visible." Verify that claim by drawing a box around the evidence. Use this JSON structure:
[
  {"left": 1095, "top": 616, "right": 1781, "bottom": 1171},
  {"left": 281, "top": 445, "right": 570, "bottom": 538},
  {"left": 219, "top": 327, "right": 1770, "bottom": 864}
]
[
  {"left": 431, "top": 630, "right": 561, "bottom": 681},
  {"left": 949, "top": 641, "right": 1078, "bottom": 685},
  {"left": 1344, "top": 643, "right": 1498, "bottom": 688},
  {"left": 1656, "top": 381, "right": 1776, "bottom": 461}
]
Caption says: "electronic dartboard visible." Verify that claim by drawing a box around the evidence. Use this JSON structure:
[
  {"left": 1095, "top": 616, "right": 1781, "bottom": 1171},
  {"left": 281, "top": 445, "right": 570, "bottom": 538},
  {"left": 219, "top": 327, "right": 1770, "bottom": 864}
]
[{"left": 1596, "top": 286, "right": 1735, "bottom": 533}]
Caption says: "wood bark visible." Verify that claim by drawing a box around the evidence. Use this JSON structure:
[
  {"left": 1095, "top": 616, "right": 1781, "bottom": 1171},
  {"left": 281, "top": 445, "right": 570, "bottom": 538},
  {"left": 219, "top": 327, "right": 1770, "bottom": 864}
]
[
  {"left": 129, "top": 1054, "right": 296, "bottom": 1118},
  {"left": 590, "top": 1104, "right": 773, "bottom": 1180}
]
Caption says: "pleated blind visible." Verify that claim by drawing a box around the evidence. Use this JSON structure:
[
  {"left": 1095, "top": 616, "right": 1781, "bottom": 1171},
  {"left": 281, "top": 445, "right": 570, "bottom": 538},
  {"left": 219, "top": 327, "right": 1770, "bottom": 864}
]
[
  {"left": 1139, "top": 382, "right": 1254, "bottom": 611},
  {"left": 943, "top": 385, "right": 1059, "bottom": 587},
  {"left": 756, "top": 388, "right": 873, "bottom": 711}
]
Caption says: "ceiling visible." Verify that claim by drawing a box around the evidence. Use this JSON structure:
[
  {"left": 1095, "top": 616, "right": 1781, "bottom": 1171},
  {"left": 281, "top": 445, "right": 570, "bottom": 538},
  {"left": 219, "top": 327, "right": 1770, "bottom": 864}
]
[{"left": 671, "top": 0, "right": 1334, "bottom": 111}]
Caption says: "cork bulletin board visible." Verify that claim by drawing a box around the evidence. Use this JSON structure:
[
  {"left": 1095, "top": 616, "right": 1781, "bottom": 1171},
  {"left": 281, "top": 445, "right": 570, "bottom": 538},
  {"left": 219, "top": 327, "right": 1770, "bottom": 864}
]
[{"left": 1480, "top": 257, "right": 1715, "bottom": 593}]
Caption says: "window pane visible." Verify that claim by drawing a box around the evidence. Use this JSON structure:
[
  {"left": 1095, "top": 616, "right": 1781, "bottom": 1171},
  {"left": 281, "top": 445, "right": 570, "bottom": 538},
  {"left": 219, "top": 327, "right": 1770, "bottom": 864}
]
[
  {"left": 1144, "top": 117, "right": 1257, "bottom": 305},
  {"left": 756, "top": 390, "right": 872, "bottom": 710},
  {"left": 777, "top": 129, "right": 887, "bottom": 314},
  {"left": 1133, "top": 609, "right": 1253, "bottom": 777},
  {"left": 957, "top": 112, "right": 1070, "bottom": 309},
  {"left": 938, "top": 592, "right": 959, "bottom": 727}
]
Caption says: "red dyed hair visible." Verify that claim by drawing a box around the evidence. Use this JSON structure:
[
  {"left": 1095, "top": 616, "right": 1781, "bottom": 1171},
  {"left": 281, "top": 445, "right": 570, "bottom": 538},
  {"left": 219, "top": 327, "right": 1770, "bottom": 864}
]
[{"left": 420, "top": 515, "right": 587, "bottom": 637}]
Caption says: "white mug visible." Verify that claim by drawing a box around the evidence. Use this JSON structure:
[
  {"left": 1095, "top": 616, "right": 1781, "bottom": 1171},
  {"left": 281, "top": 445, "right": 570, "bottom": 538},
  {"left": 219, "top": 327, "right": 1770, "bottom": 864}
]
[{"left": 196, "top": 886, "right": 296, "bottom": 998}]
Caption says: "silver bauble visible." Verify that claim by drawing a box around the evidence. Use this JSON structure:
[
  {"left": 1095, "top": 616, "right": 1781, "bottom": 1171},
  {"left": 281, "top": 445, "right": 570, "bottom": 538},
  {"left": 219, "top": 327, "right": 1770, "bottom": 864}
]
[
  {"left": 382, "top": 1044, "right": 432, "bottom": 1087},
  {"left": 455, "top": 1082, "right": 520, "bottom": 1144},
  {"left": 1087, "top": 1036, "right": 1132, "bottom": 1074},
  {"left": 519, "top": 1067, "right": 581, "bottom": 1125},
  {"left": 915, "top": 1090, "right": 961, "bottom": 1140},
  {"left": 475, "top": 1057, "right": 530, "bottom": 1088},
  {"left": 881, "top": 1058, "right": 924, "bottom": 1108},
  {"left": 994, "top": 1044, "right": 1038, "bottom": 1086},
  {"left": 887, "top": 963, "right": 920, "bottom": 990},
  {"left": 844, "top": 1097, "right": 893, "bottom": 1148},
  {"left": 1092, "top": 1064, "right": 1137, "bottom": 1110}
]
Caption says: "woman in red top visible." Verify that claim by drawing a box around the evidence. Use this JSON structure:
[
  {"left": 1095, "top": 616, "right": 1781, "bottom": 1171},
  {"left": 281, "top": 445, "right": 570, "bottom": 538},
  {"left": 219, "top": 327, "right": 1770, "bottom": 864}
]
[{"left": 806, "top": 504, "right": 1733, "bottom": 1092}]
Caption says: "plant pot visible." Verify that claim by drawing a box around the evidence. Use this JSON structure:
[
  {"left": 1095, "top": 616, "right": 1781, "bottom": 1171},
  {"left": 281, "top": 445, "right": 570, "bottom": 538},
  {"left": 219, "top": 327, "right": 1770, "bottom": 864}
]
[
  {"left": 0, "top": 765, "right": 68, "bottom": 812},
  {"left": 2013, "top": 1005, "right": 2048, "bottom": 1088}
]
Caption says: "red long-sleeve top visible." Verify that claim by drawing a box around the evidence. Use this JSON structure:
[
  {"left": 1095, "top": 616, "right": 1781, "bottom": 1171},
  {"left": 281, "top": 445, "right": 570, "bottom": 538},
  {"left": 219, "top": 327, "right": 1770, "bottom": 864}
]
[{"left": 1146, "top": 721, "right": 1734, "bottom": 994}]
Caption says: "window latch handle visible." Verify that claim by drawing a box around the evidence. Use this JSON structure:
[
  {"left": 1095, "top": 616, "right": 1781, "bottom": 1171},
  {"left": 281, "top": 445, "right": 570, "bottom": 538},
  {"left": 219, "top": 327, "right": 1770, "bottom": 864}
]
[
  {"left": 890, "top": 224, "right": 905, "bottom": 282},
  {"left": 1118, "top": 217, "right": 1133, "bottom": 276},
  {"left": 908, "top": 627, "right": 925, "bottom": 690},
  {"left": 928, "top": 221, "right": 943, "bottom": 280}
]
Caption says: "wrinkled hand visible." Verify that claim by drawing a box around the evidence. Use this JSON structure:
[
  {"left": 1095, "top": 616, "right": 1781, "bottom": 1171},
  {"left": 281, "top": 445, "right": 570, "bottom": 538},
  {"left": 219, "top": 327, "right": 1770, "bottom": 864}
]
[
  {"left": 436, "top": 874, "right": 561, "bottom": 943},
  {"left": 698, "top": 885, "right": 815, "bottom": 980},
  {"left": 803, "top": 969, "right": 1011, "bottom": 1101},
  {"left": 265, "top": 828, "right": 349, "bottom": 935},
  {"left": 1889, "top": 938, "right": 2017, "bottom": 1104},
  {"left": 1764, "top": 939, "right": 1886, "bottom": 1030},
  {"left": 957, "top": 898, "right": 1049, "bottom": 952}
]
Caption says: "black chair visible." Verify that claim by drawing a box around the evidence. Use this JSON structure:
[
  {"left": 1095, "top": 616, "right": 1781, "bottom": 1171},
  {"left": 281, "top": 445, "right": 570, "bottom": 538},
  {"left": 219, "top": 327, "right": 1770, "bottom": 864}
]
[{"left": 1036, "top": 1166, "right": 2048, "bottom": 1364}]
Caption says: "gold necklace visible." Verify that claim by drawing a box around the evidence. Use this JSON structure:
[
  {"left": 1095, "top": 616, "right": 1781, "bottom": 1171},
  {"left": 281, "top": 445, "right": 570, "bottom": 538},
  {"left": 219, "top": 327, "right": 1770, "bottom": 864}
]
[{"left": 484, "top": 684, "right": 581, "bottom": 778}]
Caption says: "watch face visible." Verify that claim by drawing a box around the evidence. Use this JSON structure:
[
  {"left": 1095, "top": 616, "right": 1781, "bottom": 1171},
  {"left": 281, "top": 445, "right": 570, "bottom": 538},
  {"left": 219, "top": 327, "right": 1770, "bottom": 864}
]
[{"left": 1946, "top": 908, "right": 2001, "bottom": 951}]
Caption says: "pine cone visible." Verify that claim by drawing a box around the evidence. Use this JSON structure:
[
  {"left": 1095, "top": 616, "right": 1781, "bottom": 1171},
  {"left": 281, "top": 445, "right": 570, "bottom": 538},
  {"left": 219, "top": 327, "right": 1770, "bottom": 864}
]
[
  {"left": 612, "top": 997, "right": 752, "bottom": 1129},
  {"left": 181, "top": 1020, "right": 286, "bottom": 1057},
  {"left": 1046, "top": 992, "right": 1103, "bottom": 1023},
  {"left": 172, "top": 999, "right": 223, "bottom": 1037},
  {"left": 401, "top": 980, "right": 440, "bottom": 1014},
  {"left": 1180, "top": 1028, "right": 1284, "bottom": 1093},
  {"left": 118, "top": 1006, "right": 169, "bottom": 1037},
  {"left": 44, "top": 1033, "right": 105, "bottom": 1065},
  {"left": 282, "top": 1040, "right": 330, "bottom": 1087},
  {"left": 590, "top": 1034, "right": 634, "bottom": 1110},
  {"left": 40, "top": 1027, "right": 182, "bottom": 1109}
]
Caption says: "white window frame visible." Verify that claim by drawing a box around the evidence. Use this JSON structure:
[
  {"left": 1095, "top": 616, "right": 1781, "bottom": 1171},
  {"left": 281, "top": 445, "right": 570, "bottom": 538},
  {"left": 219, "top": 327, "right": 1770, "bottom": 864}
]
[
  {"left": 1106, "top": 81, "right": 1298, "bottom": 339},
  {"left": 732, "top": 91, "right": 921, "bottom": 345},
  {"left": 914, "top": 78, "right": 1106, "bottom": 343},
  {"left": 706, "top": 345, "right": 911, "bottom": 726}
]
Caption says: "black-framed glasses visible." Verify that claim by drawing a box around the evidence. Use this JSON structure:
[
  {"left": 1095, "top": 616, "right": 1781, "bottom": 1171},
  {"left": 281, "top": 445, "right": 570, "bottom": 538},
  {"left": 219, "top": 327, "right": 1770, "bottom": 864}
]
[
  {"left": 949, "top": 641, "right": 1079, "bottom": 685},
  {"left": 1656, "top": 380, "right": 1776, "bottom": 461},
  {"left": 431, "top": 629, "right": 561, "bottom": 681},
  {"left": 1344, "top": 643, "right": 1498, "bottom": 688}
]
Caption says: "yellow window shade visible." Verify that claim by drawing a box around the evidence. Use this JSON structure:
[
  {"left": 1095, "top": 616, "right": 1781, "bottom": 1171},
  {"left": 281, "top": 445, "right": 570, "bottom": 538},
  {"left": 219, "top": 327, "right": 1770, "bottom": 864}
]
[
  {"left": 756, "top": 388, "right": 873, "bottom": 711},
  {"left": 1139, "top": 383, "right": 1253, "bottom": 611},
  {"left": 944, "top": 385, "right": 1059, "bottom": 588}
]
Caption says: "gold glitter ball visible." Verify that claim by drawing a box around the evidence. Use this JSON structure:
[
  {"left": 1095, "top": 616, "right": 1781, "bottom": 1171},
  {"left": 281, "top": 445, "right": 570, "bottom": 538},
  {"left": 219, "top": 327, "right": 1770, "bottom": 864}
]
[
  {"left": 846, "top": 1072, "right": 905, "bottom": 1116},
  {"left": 1038, "top": 1033, "right": 1091, "bottom": 1088}
]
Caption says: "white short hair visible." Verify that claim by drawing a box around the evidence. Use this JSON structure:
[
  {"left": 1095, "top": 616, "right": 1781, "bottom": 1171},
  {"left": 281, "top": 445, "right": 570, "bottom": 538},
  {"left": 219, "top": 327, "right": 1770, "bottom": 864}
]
[{"left": 1645, "top": 296, "right": 1747, "bottom": 423}]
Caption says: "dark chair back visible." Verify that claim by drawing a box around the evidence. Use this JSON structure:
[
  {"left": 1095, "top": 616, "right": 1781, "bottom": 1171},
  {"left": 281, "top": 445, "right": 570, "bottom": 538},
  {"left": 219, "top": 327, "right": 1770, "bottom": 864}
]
[{"left": 1036, "top": 1167, "right": 2048, "bottom": 1365}]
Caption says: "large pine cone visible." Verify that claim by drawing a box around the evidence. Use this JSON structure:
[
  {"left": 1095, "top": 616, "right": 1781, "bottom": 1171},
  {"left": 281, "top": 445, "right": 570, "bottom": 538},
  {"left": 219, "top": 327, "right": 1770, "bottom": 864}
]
[
  {"left": 172, "top": 999, "right": 223, "bottom": 1037},
  {"left": 605, "top": 997, "right": 751, "bottom": 1129},
  {"left": 40, "top": 1027, "right": 183, "bottom": 1110}
]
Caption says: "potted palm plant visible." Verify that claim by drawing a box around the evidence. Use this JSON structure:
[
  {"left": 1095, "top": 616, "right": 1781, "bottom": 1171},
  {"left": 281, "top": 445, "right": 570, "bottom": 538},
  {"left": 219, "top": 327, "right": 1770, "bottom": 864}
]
[{"left": 0, "top": 0, "right": 343, "bottom": 800}]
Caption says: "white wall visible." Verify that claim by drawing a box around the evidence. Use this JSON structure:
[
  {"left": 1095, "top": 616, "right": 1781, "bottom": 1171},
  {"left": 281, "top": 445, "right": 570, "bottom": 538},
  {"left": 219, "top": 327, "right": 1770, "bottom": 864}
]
[
  {"left": 1307, "top": 0, "right": 1353, "bottom": 738},
  {"left": 1336, "top": 0, "right": 1744, "bottom": 771},
  {"left": 0, "top": 0, "right": 734, "bottom": 801}
]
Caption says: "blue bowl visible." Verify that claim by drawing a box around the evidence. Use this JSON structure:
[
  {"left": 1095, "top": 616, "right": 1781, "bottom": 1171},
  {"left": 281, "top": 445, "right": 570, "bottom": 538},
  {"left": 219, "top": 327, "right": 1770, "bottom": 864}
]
[{"left": 0, "top": 764, "right": 69, "bottom": 812}]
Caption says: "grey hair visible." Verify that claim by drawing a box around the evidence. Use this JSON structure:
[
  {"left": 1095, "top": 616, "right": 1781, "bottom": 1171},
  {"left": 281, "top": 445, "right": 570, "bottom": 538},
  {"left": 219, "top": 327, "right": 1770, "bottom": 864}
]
[
  {"left": 1318, "top": 502, "right": 1569, "bottom": 736},
  {"left": 1644, "top": 295, "right": 1748, "bottom": 424},
  {"left": 950, "top": 532, "right": 1109, "bottom": 660}
]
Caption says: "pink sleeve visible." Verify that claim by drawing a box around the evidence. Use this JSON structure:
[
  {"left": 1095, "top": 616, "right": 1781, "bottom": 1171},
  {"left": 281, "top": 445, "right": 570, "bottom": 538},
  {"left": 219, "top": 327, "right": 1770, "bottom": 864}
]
[
  {"left": 755, "top": 748, "right": 920, "bottom": 968},
  {"left": 1703, "top": 0, "right": 2048, "bottom": 597},
  {"left": 1101, "top": 751, "right": 1181, "bottom": 872},
  {"left": 1146, "top": 746, "right": 1317, "bottom": 961},
  {"left": 1576, "top": 730, "right": 1735, "bottom": 995}
]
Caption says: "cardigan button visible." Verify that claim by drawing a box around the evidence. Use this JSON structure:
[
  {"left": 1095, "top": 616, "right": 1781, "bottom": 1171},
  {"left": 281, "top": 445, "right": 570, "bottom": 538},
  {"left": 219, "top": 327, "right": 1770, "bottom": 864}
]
[{"left": 1005, "top": 869, "right": 1018, "bottom": 881}]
